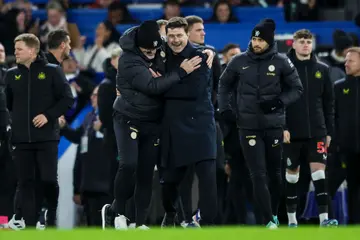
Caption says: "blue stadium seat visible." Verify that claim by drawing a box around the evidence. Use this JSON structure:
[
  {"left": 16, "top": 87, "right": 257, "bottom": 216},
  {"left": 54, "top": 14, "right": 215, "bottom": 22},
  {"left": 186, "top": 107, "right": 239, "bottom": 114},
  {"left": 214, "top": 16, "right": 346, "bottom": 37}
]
[{"left": 31, "top": 8, "right": 359, "bottom": 51}]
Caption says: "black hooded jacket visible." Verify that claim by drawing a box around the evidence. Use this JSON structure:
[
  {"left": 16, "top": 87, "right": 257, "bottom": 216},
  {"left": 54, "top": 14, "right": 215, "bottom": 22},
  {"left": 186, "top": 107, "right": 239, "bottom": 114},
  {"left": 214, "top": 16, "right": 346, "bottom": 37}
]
[
  {"left": 219, "top": 42, "right": 303, "bottom": 130},
  {"left": 4, "top": 52, "right": 73, "bottom": 143},
  {"left": 285, "top": 49, "right": 334, "bottom": 139},
  {"left": 113, "top": 26, "right": 186, "bottom": 122}
]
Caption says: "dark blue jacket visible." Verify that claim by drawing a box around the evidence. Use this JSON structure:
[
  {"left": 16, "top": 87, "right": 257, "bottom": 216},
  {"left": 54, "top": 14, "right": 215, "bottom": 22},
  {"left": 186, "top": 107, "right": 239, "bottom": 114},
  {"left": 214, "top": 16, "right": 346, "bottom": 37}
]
[{"left": 161, "top": 42, "right": 216, "bottom": 168}]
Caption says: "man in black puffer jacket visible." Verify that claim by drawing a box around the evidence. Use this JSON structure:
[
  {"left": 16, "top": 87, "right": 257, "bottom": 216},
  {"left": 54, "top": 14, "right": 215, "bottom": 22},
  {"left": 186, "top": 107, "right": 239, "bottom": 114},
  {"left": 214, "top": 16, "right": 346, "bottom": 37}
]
[
  {"left": 283, "top": 29, "right": 337, "bottom": 228},
  {"left": 219, "top": 18, "right": 302, "bottom": 228},
  {"left": 4, "top": 34, "right": 73, "bottom": 230},
  {"left": 101, "top": 20, "right": 202, "bottom": 230}
]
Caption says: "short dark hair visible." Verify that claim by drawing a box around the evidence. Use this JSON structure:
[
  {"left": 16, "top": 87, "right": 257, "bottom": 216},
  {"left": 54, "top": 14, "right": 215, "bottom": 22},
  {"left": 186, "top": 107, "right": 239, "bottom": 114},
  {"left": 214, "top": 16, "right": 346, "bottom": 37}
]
[
  {"left": 166, "top": 17, "right": 188, "bottom": 33},
  {"left": 222, "top": 43, "right": 240, "bottom": 54},
  {"left": 185, "top": 15, "right": 203, "bottom": 31},
  {"left": 163, "top": 0, "right": 180, "bottom": 7},
  {"left": 293, "top": 29, "right": 313, "bottom": 40},
  {"left": 47, "top": 30, "right": 69, "bottom": 50}
]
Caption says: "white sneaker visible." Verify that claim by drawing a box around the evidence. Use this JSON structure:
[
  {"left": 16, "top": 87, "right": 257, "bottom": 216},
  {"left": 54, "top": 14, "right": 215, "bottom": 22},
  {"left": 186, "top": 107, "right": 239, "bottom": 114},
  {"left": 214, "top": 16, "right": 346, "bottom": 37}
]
[
  {"left": 137, "top": 225, "right": 150, "bottom": 230},
  {"left": 128, "top": 223, "right": 136, "bottom": 229},
  {"left": 266, "top": 221, "right": 278, "bottom": 229},
  {"left": 36, "top": 221, "right": 46, "bottom": 230},
  {"left": 8, "top": 215, "right": 25, "bottom": 231},
  {"left": 114, "top": 215, "right": 128, "bottom": 230}
]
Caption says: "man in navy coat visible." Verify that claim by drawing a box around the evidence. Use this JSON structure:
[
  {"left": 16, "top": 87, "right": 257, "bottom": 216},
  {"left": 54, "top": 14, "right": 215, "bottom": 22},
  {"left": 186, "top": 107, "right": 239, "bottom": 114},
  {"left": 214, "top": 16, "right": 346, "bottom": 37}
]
[{"left": 160, "top": 17, "right": 217, "bottom": 227}]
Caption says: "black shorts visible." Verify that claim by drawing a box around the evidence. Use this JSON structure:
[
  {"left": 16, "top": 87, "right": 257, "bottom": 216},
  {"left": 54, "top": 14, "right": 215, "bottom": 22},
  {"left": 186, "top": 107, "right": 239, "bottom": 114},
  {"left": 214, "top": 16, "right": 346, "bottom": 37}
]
[{"left": 283, "top": 137, "right": 327, "bottom": 170}]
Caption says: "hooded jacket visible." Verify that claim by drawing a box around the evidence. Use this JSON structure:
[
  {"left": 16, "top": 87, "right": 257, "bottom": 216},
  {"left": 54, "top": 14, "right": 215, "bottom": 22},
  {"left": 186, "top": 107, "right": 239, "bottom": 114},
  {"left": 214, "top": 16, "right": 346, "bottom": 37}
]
[{"left": 113, "top": 26, "right": 186, "bottom": 122}]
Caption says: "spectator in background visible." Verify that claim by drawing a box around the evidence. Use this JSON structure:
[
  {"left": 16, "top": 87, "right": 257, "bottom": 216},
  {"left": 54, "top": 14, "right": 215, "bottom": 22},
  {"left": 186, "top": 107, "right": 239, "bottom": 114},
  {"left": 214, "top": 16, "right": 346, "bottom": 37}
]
[
  {"left": 227, "top": 0, "right": 257, "bottom": 6},
  {"left": 62, "top": 57, "right": 96, "bottom": 122},
  {"left": 284, "top": 0, "right": 319, "bottom": 22},
  {"left": 157, "top": 19, "right": 168, "bottom": 38},
  {"left": 161, "top": 0, "right": 184, "bottom": 20},
  {"left": 321, "top": 30, "right": 353, "bottom": 83},
  {"left": 97, "top": 48, "right": 122, "bottom": 208},
  {"left": 209, "top": 0, "right": 239, "bottom": 24},
  {"left": 60, "top": 86, "right": 113, "bottom": 227},
  {"left": 0, "top": 5, "right": 38, "bottom": 56},
  {"left": 90, "top": 0, "right": 115, "bottom": 9},
  {"left": 221, "top": 43, "right": 241, "bottom": 70},
  {"left": 107, "top": 2, "right": 136, "bottom": 25},
  {"left": 39, "top": 1, "right": 80, "bottom": 50},
  {"left": 73, "top": 20, "right": 120, "bottom": 72}
]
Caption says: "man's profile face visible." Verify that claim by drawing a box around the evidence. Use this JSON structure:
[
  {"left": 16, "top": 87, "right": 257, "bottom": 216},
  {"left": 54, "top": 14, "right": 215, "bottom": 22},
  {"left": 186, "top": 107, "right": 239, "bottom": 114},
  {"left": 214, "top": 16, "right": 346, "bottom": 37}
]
[
  {"left": 14, "top": 41, "right": 34, "bottom": 64},
  {"left": 251, "top": 37, "right": 269, "bottom": 54},
  {"left": 0, "top": 44, "right": 5, "bottom": 63},
  {"left": 61, "top": 36, "right": 71, "bottom": 59},
  {"left": 223, "top": 47, "right": 241, "bottom": 64},
  {"left": 188, "top": 23, "right": 205, "bottom": 45},
  {"left": 167, "top": 27, "right": 188, "bottom": 53},
  {"left": 345, "top": 51, "right": 360, "bottom": 76},
  {"left": 293, "top": 38, "right": 313, "bottom": 57}
]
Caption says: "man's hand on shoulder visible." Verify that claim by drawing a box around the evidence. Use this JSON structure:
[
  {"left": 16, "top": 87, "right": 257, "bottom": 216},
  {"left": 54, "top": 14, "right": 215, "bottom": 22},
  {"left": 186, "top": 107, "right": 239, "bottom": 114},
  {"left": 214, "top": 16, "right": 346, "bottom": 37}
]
[
  {"left": 202, "top": 49, "right": 214, "bottom": 68},
  {"left": 180, "top": 56, "right": 202, "bottom": 74}
]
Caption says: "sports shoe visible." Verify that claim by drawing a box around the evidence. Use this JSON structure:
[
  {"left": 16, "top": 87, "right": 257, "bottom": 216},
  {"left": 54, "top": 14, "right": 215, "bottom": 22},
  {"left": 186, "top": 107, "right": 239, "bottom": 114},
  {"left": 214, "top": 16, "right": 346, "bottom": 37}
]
[
  {"left": 192, "top": 209, "right": 201, "bottom": 226},
  {"left": 273, "top": 216, "right": 280, "bottom": 226},
  {"left": 266, "top": 221, "right": 278, "bottom": 229},
  {"left": 137, "top": 225, "right": 150, "bottom": 230},
  {"left": 288, "top": 223, "right": 298, "bottom": 228},
  {"left": 8, "top": 215, "right": 25, "bottom": 231},
  {"left": 128, "top": 223, "right": 136, "bottom": 229},
  {"left": 36, "top": 208, "right": 48, "bottom": 230},
  {"left": 161, "top": 213, "right": 177, "bottom": 228},
  {"left": 36, "top": 221, "right": 46, "bottom": 230},
  {"left": 321, "top": 219, "right": 338, "bottom": 227},
  {"left": 186, "top": 220, "right": 201, "bottom": 228},
  {"left": 114, "top": 215, "right": 128, "bottom": 230},
  {"left": 101, "top": 204, "right": 114, "bottom": 230}
]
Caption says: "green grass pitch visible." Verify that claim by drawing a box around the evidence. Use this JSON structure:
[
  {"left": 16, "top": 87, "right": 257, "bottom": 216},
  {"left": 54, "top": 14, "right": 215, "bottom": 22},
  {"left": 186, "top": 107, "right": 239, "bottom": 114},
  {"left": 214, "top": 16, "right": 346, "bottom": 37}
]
[{"left": 1, "top": 227, "right": 360, "bottom": 240}]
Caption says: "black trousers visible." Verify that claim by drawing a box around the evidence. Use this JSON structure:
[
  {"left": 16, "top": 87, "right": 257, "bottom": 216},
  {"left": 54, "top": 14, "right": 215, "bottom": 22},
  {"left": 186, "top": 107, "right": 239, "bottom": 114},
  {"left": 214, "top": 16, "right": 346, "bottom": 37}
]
[
  {"left": 160, "top": 159, "right": 217, "bottom": 225},
  {"left": 0, "top": 150, "right": 17, "bottom": 220},
  {"left": 12, "top": 141, "right": 59, "bottom": 226},
  {"left": 328, "top": 151, "right": 360, "bottom": 224},
  {"left": 113, "top": 114, "right": 159, "bottom": 226},
  {"left": 81, "top": 191, "right": 112, "bottom": 227},
  {"left": 223, "top": 124, "right": 262, "bottom": 225},
  {"left": 239, "top": 128, "right": 283, "bottom": 224}
]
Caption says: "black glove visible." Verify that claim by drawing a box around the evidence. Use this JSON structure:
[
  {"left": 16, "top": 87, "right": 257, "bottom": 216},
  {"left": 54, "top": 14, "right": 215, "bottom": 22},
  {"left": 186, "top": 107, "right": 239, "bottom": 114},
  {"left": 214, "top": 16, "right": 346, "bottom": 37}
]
[
  {"left": 259, "top": 98, "right": 283, "bottom": 114},
  {"left": 221, "top": 110, "right": 236, "bottom": 123}
]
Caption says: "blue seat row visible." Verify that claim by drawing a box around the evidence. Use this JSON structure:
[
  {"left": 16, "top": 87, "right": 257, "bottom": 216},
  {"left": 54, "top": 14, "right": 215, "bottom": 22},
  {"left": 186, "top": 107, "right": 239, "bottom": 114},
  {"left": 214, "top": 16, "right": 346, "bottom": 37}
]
[
  {"left": 29, "top": 9, "right": 359, "bottom": 51},
  {"left": 32, "top": 7, "right": 284, "bottom": 23}
]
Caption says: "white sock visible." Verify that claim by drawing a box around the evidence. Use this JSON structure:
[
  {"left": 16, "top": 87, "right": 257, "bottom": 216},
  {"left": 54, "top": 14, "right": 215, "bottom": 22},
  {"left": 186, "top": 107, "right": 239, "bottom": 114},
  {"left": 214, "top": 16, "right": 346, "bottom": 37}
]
[
  {"left": 287, "top": 212, "right": 297, "bottom": 225},
  {"left": 319, "top": 213, "right": 328, "bottom": 224}
]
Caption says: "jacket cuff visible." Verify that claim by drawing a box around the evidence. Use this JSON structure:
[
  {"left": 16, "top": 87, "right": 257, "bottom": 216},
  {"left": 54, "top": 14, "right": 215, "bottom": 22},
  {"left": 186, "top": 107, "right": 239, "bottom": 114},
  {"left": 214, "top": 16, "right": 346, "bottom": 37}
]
[{"left": 178, "top": 68, "right": 187, "bottom": 79}]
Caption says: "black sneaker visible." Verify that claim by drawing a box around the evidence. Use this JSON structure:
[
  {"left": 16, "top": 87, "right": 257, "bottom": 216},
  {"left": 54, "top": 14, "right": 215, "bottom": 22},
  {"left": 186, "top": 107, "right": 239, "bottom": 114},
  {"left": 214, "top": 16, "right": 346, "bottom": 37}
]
[
  {"left": 161, "top": 212, "right": 177, "bottom": 228},
  {"left": 101, "top": 204, "right": 114, "bottom": 230}
]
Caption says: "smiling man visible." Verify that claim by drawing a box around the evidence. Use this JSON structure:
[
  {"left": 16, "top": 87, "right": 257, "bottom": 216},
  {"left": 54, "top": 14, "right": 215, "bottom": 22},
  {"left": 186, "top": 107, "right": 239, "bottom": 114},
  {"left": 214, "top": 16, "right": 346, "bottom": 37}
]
[
  {"left": 101, "top": 20, "right": 202, "bottom": 230},
  {"left": 219, "top": 18, "right": 302, "bottom": 228},
  {"left": 159, "top": 17, "right": 217, "bottom": 228}
]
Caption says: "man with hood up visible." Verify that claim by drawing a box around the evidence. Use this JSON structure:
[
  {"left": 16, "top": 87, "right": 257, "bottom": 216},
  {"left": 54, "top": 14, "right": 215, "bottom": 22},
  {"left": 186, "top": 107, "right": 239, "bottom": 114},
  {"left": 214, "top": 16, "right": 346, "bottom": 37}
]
[{"left": 219, "top": 18, "right": 303, "bottom": 228}]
